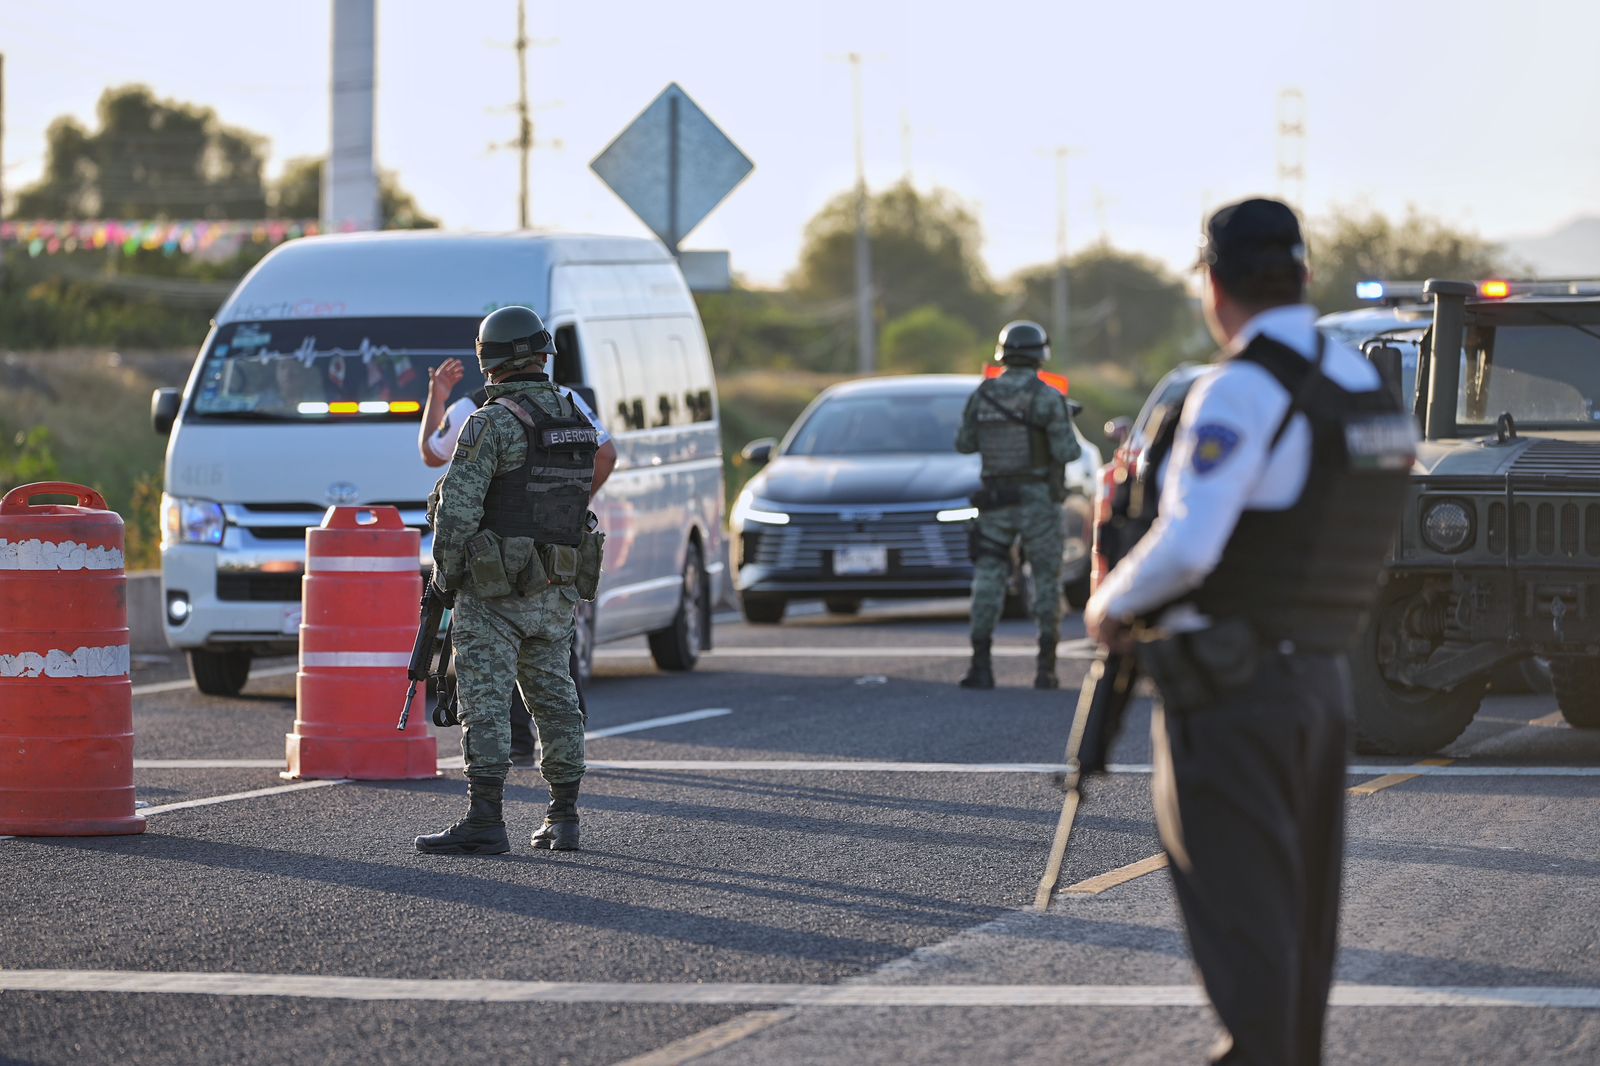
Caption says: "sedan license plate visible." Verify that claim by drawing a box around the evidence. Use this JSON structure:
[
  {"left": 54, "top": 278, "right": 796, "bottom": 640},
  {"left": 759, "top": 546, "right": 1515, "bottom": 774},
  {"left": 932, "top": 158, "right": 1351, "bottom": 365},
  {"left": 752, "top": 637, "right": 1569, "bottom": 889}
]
[{"left": 833, "top": 546, "right": 888, "bottom": 575}]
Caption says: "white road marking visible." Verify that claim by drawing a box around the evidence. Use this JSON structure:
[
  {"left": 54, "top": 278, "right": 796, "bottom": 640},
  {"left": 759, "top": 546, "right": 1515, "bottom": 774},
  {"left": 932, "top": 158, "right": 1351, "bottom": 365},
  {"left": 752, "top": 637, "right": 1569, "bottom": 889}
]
[
  {"left": 137, "top": 780, "right": 346, "bottom": 817},
  {"left": 1, "top": 971, "right": 1595, "bottom": 1009},
  {"left": 135, "top": 759, "right": 285, "bottom": 769},
  {"left": 591, "top": 760, "right": 1075, "bottom": 773},
  {"left": 596, "top": 642, "right": 1097, "bottom": 661},
  {"left": 586, "top": 708, "right": 732, "bottom": 739},
  {"left": 132, "top": 664, "right": 298, "bottom": 697}
]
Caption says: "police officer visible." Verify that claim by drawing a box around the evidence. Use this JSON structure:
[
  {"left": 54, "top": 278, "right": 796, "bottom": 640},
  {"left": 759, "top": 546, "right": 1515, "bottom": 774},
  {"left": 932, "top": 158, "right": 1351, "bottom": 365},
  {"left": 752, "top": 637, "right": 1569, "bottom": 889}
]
[
  {"left": 416, "top": 306, "right": 601, "bottom": 855},
  {"left": 418, "top": 350, "right": 617, "bottom": 764},
  {"left": 955, "top": 321, "right": 1081, "bottom": 689},
  {"left": 1085, "top": 199, "right": 1415, "bottom": 1064}
]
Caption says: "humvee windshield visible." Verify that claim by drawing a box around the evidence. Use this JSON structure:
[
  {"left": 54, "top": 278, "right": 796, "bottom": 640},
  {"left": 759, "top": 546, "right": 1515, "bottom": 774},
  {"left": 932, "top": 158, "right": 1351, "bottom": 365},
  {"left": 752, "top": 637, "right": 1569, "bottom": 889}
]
[{"left": 1457, "top": 323, "right": 1600, "bottom": 430}]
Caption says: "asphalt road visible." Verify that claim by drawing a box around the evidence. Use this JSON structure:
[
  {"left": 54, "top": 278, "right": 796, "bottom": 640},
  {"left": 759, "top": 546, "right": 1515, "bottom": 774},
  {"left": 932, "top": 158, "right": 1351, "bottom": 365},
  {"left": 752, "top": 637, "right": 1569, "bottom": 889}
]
[{"left": 2, "top": 600, "right": 1597, "bottom": 1065}]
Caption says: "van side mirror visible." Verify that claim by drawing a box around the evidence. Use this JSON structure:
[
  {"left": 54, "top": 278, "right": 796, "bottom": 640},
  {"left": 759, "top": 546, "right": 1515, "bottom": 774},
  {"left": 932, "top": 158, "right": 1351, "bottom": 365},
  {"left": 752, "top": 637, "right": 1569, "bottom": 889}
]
[
  {"left": 152, "top": 388, "right": 181, "bottom": 435},
  {"left": 1104, "top": 417, "right": 1132, "bottom": 447},
  {"left": 741, "top": 438, "right": 777, "bottom": 467},
  {"left": 1366, "top": 345, "right": 1407, "bottom": 406},
  {"left": 568, "top": 383, "right": 600, "bottom": 415}
]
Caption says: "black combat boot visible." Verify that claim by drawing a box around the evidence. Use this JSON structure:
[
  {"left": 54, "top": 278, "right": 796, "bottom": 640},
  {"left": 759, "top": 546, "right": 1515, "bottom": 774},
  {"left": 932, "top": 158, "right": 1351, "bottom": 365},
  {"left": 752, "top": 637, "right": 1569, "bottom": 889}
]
[
  {"left": 415, "top": 777, "right": 511, "bottom": 855},
  {"left": 531, "top": 781, "right": 581, "bottom": 851},
  {"left": 1034, "top": 633, "right": 1060, "bottom": 690},
  {"left": 959, "top": 638, "right": 995, "bottom": 689}
]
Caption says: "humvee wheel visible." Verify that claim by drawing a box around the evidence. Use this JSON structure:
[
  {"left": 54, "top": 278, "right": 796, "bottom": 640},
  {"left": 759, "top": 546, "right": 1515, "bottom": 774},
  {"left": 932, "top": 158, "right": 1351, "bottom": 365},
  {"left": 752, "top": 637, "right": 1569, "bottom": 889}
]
[
  {"left": 1549, "top": 658, "right": 1600, "bottom": 729},
  {"left": 1350, "top": 583, "right": 1486, "bottom": 755}
]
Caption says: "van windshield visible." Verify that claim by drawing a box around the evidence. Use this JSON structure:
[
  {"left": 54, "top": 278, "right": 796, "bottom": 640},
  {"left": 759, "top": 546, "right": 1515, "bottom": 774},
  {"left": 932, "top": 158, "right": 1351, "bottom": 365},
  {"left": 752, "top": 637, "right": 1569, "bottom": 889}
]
[{"left": 188, "top": 317, "right": 483, "bottom": 421}]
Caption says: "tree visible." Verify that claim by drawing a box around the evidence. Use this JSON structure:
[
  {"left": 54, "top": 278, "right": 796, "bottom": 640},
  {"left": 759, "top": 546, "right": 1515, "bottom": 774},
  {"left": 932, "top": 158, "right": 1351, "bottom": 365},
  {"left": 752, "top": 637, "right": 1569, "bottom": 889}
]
[
  {"left": 12, "top": 86, "right": 268, "bottom": 219},
  {"left": 790, "top": 182, "right": 999, "bottom": 346},
  {"left": 1310, "top": 208, "right": 1512, "bottom": 312},
  {"left": 880, "top": 306, "right": 983, "bottom": 375},
  {"left": 1008, "top": 246, "right": 1196, "bottom": 377},
  {"left": 272, "top": 157, "right": 438, "bottom": 229}
]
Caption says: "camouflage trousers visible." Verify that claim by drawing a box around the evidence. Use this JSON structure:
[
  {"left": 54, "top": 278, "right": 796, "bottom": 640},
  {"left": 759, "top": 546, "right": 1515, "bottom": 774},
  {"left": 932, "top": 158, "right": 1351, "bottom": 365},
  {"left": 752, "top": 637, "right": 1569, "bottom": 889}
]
[
  {"left": 969, "top": 496, "right": 1063, "bottom": 641},
  {"left": 452, "top": 584, "right": 585, "bottom": 785}
]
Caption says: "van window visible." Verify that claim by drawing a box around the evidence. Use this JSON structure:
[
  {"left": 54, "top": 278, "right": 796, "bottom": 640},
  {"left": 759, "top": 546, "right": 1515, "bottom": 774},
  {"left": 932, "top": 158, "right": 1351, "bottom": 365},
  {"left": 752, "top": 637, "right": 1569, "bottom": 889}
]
[
  {"left": 552, "top": 324, "right": 582, "bottom": 387},
  {"left": 188, "top": 317, "right": 480, "bottom": 421}
]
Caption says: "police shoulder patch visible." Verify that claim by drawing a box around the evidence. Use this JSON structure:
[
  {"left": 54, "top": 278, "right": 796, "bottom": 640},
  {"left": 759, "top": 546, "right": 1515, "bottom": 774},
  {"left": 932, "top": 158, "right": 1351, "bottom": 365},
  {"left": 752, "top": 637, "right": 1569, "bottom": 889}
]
[{"left": 1190, "top": 422, "right": 1243, "bottom": 475}]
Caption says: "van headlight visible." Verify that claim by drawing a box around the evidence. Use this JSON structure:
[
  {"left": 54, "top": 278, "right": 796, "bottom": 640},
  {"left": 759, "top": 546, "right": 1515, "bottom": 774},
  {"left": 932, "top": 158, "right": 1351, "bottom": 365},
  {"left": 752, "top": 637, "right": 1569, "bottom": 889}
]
[
  {"left": 1420, "top": 498, "right": 1473, "bottom": 554},
  {"left": 161, "top": 494, "right": 225, "bottom": 546}
]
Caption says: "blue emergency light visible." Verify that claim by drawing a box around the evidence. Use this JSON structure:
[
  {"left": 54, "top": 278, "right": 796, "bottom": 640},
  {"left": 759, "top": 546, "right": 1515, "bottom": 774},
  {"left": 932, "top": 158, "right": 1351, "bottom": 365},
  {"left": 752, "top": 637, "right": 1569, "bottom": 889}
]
[{"left": 1355, "top": 281, "right": 1385, "bottom": 301}]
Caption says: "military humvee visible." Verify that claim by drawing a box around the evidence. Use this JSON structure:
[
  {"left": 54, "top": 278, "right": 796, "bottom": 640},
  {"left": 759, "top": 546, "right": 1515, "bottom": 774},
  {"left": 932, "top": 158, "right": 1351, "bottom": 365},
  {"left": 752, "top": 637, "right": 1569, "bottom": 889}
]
[{"left": 1350, "top": 279, "right": 1600, "bottom": 753}]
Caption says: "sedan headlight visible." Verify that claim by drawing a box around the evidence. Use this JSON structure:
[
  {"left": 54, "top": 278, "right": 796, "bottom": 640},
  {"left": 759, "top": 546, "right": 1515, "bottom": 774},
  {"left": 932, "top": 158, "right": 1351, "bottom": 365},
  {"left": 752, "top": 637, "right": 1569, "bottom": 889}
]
[
  {"left": 1420, "top": 498, "right": 1473, "bottom": 554},
  {"left": 161, "top": 494, "right": 225, "bottom": 547},
  {"left": 730, "top": 490, "right": 790, "bottom": 527}
]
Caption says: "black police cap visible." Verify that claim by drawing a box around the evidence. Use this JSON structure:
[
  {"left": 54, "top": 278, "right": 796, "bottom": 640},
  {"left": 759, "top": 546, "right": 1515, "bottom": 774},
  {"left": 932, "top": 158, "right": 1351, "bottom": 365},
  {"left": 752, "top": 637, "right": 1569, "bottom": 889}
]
[{"left": 1198, "top": 197, "right": 1307, "bottom": 272}]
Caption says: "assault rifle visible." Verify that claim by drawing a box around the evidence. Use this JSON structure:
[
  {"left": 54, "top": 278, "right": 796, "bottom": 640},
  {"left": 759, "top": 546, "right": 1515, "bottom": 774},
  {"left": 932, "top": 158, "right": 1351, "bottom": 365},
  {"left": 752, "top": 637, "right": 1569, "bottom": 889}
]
[{"left": 395, "top": 581, "right": 458, "bottom": 732}]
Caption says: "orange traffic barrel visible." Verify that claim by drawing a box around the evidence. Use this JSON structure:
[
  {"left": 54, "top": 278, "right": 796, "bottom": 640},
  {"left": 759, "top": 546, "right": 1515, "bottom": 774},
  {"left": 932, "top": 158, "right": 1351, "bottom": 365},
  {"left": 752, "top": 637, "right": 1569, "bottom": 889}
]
[
  {"left": 0, "top": 482, "right": 144, "bottom": 836},
  {"left": 284, "top": 505, "right": 437, "bottom": 780}
]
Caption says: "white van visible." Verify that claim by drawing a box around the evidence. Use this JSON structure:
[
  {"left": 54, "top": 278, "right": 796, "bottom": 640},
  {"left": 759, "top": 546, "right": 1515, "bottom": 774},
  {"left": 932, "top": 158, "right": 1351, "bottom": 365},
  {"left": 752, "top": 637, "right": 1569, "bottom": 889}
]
[{"left": 152, "top": 231, "right": 724, "bottom": 695}]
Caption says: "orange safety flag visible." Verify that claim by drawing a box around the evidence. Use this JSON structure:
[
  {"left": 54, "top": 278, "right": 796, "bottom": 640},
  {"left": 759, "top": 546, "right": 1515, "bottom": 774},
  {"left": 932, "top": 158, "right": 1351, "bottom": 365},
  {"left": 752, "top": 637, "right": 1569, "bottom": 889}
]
[{"left": 983, "top": 364, "right": 1070, "bottom": 395}]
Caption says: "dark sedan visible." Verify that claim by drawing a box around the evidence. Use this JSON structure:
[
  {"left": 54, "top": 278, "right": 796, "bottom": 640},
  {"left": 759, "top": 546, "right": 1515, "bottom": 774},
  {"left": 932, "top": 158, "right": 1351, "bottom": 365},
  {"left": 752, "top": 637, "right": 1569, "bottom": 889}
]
[{"left": 731, "top": 374, "right": 1097, "bottom": 624}]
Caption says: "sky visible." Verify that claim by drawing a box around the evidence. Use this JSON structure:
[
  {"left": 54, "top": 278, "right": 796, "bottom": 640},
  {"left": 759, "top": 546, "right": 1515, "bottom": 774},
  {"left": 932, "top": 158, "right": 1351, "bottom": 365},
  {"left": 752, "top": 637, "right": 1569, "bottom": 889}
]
[{"left": 4, "top": 0, "right": 1598, "bottom": 286}]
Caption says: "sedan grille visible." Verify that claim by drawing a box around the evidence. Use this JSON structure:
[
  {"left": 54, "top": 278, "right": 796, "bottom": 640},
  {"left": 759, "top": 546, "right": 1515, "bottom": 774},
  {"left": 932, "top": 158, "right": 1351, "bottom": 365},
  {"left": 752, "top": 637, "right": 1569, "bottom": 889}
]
[{"left": 749, "top": 511, "right": 969, "bottom": 571}]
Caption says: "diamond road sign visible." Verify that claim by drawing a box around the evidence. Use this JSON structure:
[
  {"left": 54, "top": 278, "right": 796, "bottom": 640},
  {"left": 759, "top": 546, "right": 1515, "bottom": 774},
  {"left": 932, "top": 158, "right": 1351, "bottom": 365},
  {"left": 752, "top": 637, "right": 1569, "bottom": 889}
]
[{"left": 590, "top": 83, "right": 753, "bottom": 252}]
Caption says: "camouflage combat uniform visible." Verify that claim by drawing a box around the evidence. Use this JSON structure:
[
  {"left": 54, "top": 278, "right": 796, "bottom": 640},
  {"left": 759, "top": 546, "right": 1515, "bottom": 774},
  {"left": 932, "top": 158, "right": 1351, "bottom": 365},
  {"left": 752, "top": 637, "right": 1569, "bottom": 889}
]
[
  {"left": 430, "top": 378, "right": 586, "bottom": 787},
  {"left": 955, "top": 368, "right": 1081, "bottom": 644}
]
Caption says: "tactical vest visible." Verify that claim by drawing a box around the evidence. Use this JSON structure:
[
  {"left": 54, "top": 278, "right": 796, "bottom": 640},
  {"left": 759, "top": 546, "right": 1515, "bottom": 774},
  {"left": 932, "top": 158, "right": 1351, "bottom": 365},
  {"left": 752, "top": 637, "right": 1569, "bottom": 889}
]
[
  {"left": 1128, "top": 335, "right": 1414, "bottom": 652},
  {"left": 973, "top": 376, "right": 1052, "bottom": 481},
  {"left": 478, "top": 388, "right": 599, "bottom": 547}
]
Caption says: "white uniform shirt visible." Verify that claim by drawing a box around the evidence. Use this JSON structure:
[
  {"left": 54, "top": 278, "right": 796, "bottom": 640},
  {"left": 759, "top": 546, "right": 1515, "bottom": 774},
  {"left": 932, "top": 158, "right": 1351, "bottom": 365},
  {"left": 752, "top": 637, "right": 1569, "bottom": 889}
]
[
  {"left": 1089, "top": 304, "right": 1391, "bottom": 625},
  {"left": 425, "top": 387, "right": 611, "bottom": 464}
]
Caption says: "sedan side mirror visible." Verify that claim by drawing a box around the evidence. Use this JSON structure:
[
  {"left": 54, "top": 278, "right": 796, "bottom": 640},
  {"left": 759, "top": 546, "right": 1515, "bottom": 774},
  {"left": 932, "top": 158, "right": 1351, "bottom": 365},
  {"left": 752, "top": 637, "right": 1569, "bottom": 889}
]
[
  {"left": 152, "top": 388, "right": 181, "bottom": 436},
  {"left": 740, "top": 438, "right": 777, "bottom": 467},
  {"left": 1104, "top": 416, "right": 1132, "bottom": 447}
]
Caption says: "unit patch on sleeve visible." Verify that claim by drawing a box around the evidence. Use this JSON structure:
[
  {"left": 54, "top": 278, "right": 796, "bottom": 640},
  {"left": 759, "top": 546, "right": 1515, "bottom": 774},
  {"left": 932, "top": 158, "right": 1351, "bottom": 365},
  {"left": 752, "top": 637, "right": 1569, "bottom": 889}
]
[
  {"left": 1190, "top": 423, "right": 1243, "bottom": 476},
  {"left": 455, "top": 413, "right": 487, "bottom": 460}
]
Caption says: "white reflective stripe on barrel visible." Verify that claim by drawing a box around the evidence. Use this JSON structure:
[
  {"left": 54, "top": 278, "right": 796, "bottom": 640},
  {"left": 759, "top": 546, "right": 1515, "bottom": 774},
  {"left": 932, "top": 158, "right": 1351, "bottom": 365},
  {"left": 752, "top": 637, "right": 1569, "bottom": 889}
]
[
  {"left": 0, "top": 539, "right": 125, "bottom": 571},
  {"left": 305, "top": 556, "right": 420, "bottom": 573},
  {"left": 0, "top": 645, "right": 131, "bottom": 678},
  {"left": 300, "top": 652, "right": 412, "bottom": 669}
]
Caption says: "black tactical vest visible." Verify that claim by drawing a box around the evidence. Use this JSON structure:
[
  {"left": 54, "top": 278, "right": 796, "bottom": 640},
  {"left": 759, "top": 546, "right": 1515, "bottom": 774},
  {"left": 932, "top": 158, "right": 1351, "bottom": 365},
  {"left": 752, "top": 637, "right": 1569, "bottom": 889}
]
[
  {"left": 973, "top": 375, "right": 1052, "bottom": 482},
  {"left": 1131, "top": 335, "right": 1414, "bottom": 652},
  {"left": 478, "top": 388, "right": 599, "bottom": 547}
]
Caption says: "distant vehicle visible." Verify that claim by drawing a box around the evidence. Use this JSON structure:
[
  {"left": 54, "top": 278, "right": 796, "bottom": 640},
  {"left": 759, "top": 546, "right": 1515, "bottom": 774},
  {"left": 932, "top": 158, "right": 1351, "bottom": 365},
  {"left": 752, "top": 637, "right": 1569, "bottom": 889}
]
[
  {"left": 1341, "top": 278, "right": 1600, "bottom": 752},
  {"left": 1090, "top": 363, "right": 1207, "bottom": 591},
  {"left": 730, "top": 374, "right": 1101, "bottom": 624},
  {"left": 152, "top": 231, "right": 724, "bottom": 695}
]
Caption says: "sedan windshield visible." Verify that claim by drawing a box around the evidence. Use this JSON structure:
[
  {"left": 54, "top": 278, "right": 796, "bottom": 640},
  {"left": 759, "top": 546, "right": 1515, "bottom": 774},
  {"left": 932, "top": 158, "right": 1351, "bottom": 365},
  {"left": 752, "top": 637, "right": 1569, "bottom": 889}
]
[
  {"left": 1458, "top": 324, "right": 1600, "bottom": 429},
  {"left": 785, "top": 390, "right": 971, "bottom": 456},
  {"left": 189, "top": 317, "right": 482, "bottom": 421}
]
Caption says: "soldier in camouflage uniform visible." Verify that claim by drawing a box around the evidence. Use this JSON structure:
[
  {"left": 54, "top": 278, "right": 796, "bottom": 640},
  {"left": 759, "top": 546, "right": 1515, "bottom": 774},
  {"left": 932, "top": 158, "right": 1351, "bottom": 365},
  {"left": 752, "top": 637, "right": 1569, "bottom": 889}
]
[
  {"left": 416, "top": 306, "right": 601, "bottom": 856},
  {"left": 955, "top": 320, "right": 1081, "bottom": 690}
]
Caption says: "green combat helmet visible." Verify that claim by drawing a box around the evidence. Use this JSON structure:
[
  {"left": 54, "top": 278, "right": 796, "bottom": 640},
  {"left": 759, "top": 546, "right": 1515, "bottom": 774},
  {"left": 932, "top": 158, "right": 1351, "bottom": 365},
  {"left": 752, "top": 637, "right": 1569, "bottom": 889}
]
[
  {"left": 476, "top": 305, "right": 556, "bottom": 376},
  {"left": 994, "top": 320, "right": 1051, "bottom": 366}
]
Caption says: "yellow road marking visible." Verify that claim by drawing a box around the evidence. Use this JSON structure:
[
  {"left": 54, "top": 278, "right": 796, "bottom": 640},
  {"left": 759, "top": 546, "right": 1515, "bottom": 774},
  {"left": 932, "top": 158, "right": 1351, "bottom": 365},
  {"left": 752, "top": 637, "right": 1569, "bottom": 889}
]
[
  {"left": 1062, "top": 852, "right": 1170, "bottom": 896},
  {"left": 1347, "top": 758, "right": 1455, "bottom": 797},
  {"left": 1528, "top": 712, "right": 1569, "bottom": 729}
]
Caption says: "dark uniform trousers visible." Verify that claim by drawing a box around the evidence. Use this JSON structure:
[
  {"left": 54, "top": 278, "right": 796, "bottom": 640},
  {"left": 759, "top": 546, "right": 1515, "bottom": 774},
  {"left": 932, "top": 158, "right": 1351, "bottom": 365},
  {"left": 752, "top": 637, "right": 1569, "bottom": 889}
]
[
  {"left": 510, "top": 638, "right": 586, "bottom": 757},
  {"left": 1151, "top": 649, "right": 1349, "bottom": 1066}
]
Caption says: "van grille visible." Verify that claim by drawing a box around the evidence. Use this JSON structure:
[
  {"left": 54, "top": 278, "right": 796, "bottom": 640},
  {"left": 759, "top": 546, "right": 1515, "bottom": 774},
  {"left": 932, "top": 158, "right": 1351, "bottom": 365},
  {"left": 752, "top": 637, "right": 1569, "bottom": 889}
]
[{"left": 217, "top": 573, "right": 302, "bottom": 602}]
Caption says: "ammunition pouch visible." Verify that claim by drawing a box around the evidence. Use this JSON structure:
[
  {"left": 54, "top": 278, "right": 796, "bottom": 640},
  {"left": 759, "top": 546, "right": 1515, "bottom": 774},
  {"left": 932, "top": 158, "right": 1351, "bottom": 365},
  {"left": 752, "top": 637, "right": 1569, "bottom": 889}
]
[
  {"left": 465, "top": 530, "right": 513, "bottom": 599},
  {"left": 543, "top": 543, "right": 579, "bottom": 586},
  {"left": 1135, "top": 618, "right": 1261, "bottom": 714},
  {"left": 576, "top": 528, "right": 605, "bottom": 601}
]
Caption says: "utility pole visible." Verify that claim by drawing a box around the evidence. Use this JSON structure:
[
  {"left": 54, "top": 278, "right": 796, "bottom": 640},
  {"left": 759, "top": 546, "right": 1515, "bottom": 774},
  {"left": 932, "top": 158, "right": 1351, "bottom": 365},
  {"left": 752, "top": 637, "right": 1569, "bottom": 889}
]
[
  {"left": 515, "top": 0, "right": 531, "bottom": 228},
  {"left": 900, "top": 108, "right": 912, "bottom": 185},
  {"left": 1277, "top": 88, "right": 1306, "bottom": 212},
  {"left": 849, "top": 53, "right": 876, "bottom": 375},
  {"left": 1050, "top": 146, "right": 1073, "bottom": 362},
  {"left": 0, "top": 53, "right": 7, "bottom": 221}
]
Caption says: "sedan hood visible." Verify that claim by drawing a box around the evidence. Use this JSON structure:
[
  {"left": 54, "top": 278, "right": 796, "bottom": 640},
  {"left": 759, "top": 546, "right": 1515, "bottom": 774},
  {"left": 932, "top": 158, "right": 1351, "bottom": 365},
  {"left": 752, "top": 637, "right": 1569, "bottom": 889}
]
[{"left": 750, "top": 453, "right": 981, "bottom": 506}]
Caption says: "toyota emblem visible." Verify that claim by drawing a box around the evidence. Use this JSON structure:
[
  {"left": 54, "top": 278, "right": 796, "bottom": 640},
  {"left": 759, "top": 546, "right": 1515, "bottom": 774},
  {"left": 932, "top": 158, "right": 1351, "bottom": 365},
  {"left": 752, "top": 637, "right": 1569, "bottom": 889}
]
[{"left": 326, "top": 481, "right": 360, "bottom": 505}]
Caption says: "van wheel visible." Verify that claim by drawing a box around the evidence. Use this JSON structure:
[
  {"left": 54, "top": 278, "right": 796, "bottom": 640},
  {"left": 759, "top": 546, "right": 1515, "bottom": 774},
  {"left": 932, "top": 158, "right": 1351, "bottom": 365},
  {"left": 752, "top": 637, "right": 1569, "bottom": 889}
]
[
  {"left": 649, "top": 543, "right": 706, "bottom": 672},
  {"left": 573, "top": 601, "right": 596, "bottom": 684},
  {"left": 189, "top": 649, "right": 252, "bottom": 697},
  {"left": 824, "top": 598, "right": 862, "bottom": 616},
  {"left": 742, "top": 595, "right": 786, "bottom": 625},
  {"left": 1350, "top": 583, "right": 1485, "bottom": 754},
  {"left": 1550, "top": 658, "right": 1600, "bottom": 728}
]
